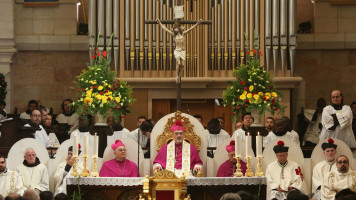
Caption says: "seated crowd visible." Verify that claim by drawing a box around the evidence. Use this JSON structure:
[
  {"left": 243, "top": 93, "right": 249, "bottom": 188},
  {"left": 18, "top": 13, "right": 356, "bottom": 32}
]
[{"left": 0, "top": 89, "right": 356, "bottom": 200}]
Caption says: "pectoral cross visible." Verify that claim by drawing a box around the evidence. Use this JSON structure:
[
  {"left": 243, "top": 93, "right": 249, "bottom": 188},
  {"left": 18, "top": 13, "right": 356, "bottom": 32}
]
[
  {"left": 145, "top": 1, "right": 211, "bottom": 111},
  {"left": 295, "top": 166, "right": 304, "bottom": 181}
]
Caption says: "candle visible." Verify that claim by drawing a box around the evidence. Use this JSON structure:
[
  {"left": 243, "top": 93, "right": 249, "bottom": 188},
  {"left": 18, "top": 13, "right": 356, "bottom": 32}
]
[
  {"left": 235, "top": 134, "right": 241, "bottom": 157},
  {"left": 73, "top": 134, "right": 78, "bottom": 157},
  {"left": 84, "top": 135, "right": 89, "bottom": 156},
  {"left": 245, "top": 132, "right": 252, "bottom": 157},
  {"left": 93, "top": 133, "right": 98, "bottom": 158},
  {"left": 256, "top": 131, "right": 262, "bottom": 157}
]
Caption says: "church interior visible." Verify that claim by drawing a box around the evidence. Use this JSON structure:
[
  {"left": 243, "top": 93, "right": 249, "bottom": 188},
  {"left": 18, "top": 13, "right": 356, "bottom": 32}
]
[{"left": 1, "top": 0, "right": 356, "bottom": 199}]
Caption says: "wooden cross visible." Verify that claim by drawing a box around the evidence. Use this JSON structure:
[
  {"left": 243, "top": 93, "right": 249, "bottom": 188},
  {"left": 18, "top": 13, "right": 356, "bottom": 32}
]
[{"left": 145, "top": 2, "right": 211, "bottom": 111}]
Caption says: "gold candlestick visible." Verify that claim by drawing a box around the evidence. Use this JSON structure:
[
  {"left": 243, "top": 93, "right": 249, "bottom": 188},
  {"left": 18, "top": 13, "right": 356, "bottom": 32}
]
[
  {"left": 234, "top": 156, "right": 243, "bottom": 177},
  {"left": 90, "top": 156, "right": 99, "bottom": 177},
  {"left": 244, "top": 156, "right": 254, "bottom": 177},
  {"left": 70, "top": 156, "right": 79, "bottom": 177},
  {"left": 80, "top": 155, "right": 90, "bottom": 177},
  {"left": 255, "top": 157, "right": 264, "bottom": 177}
]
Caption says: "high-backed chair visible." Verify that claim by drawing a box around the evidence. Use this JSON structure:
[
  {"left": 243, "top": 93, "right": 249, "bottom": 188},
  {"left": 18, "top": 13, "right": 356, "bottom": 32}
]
[
  {"left": 142, "top": 170, "right": 189, "bottom": 200},
  {"left": 310, "top": 138, "right": 354, "bottom": 193},
  {"left": 150, "top": 111, "right": 207, "bottom": 176},
  {"left": 7, "top": 138, "right": 50, "bottom": 170}
]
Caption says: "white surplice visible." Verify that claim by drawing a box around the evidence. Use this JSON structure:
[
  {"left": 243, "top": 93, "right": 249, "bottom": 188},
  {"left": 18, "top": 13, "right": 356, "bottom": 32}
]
[
  {"left": 263, "top": 130, "right": 300, "bottom": 147},
  {"left": 312, "top": 159, "right": 336, "bottom": 198},
  {"left": 16, "top": 163, "right": 49, "bottom": 192},
  {"left": 266, "top": 160, "right": 308, "bottom": 200},
  {"left": 107, "top": 128, "right": 132, "bottom": 146},
  {"left": 54, "top": 159, "right": 84, "bottom": 195},
  {"left": 0, "top": 169, "right": 25, "bottom": 196},
  {"left": 321, "top": 169, "right": 356, "bottom": 200},
  {"left": 320, "top": 105, "right": 356, "bottom": 147},
  {"left": 24, "top": 124, "right": 51, "bottom": 147},
  {"left": 206, "top": 129, "right": 230, "bottom": 154}
]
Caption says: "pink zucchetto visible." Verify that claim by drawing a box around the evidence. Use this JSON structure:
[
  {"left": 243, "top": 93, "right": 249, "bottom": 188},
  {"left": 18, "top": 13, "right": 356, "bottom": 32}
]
[
  {"left": 111, "top": 140, "right": 125, "bottom": 151},
  {"left": 171, "top": 120, "right": 186, "bottom": 133},
  {"left": 226, "top": 140, "right": 235, "bottom": 153}
]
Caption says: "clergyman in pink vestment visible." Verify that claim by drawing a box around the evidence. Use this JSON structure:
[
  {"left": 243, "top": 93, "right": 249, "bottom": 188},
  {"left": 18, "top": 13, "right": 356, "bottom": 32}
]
[
  {"left": 217, "top": 140, "right": 247, "bottom": 177},
  {"left": 153, "top": 120, "right": 203, "bottom": 177},
  {"left": 99, "top": 140, "right": 139, "bottom": 177}
]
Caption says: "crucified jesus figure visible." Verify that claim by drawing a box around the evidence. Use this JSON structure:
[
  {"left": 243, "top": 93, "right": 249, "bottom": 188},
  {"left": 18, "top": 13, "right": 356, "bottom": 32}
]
[{"left": 156, "top": 19, "right": 202, "bottom": 83}]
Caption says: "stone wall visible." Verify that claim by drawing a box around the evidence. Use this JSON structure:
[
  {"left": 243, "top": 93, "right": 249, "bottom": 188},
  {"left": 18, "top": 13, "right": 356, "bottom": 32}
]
[
  {"left": 11, "top": 51, "right": 88, "bottom": 114},
  {"left": 292, "top": 49, "right": 356, "bottom": 123}
]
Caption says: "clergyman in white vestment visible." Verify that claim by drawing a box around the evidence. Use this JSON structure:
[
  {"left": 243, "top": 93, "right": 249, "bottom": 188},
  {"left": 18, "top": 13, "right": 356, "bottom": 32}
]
[
  {"left": 16, "top": 148, "right": 49, "bottom": 193},
  {"left": 206, "top": 118, "right": 230, "bottom": 158},
  {"left": 54, "top": 145, "right": 84, "bottom": 195},
  {"left": 231, "top": 113, "right": 254, "bottom": 141},
  {"left": 321, "top": 155, "right": 356, "bottom": 200},
  {"left": 266, "top": 141, "right": 308, "bottom": 200},
  {"left": 320, "top": 90, "right": 356, "bottom": 147},
  {"left": 312, "top": 139, "right": 337, "bottom": 200},
  {"left": 0, "top": 155, "right": 25, "bottom": 196},
  {"left": 24, "top": 110, "right": 51, "bottom": 147},
  {"left": 264, "top": 117, "right": 300, "bottom": 147}
]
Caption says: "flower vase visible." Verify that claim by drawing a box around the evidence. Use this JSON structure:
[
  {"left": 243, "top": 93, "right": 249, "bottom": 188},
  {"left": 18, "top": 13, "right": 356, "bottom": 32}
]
[
  {"left": 250, "top": 110, "right": 264, "bottom": 127},
  {"left": 95, "top": 113, "right": 107, "bottom": 126}
]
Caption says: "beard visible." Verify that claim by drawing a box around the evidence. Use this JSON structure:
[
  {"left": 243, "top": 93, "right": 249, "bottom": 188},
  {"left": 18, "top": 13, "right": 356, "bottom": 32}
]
[
  {"left": 339, "top": 166, "right": 348, "bottom": 173},
  {"left": 0, "top": 166, "right": 5, "bottom": 172}
]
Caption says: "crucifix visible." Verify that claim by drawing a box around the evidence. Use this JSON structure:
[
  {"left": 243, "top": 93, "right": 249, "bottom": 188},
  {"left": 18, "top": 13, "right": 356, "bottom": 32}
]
[{"left": 146, "top": 2, "right": 211, "bottom": 111}]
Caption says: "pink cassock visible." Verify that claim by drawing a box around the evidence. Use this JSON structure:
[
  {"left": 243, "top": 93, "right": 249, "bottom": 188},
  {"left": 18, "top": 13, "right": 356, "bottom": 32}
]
[
  {"left": 153, "top": 143, "right": 203, "bottom": 170},
  {"left": 216, "top": 159, "right": 247, "bottom": 177},
  {"left": 99, "top": 158, "right": 140, "bottom": 177}
]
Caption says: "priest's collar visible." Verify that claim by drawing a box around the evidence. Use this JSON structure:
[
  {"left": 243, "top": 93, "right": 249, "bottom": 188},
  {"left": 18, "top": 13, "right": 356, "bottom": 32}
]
[
  {"left": 23, "top": 157, "right": 41, "bottom": 167},
  {"left": 326, "top": 159, "right": 336, "bottom": 165},
  {"left": 115, "top": 158, "right": 126, "bottom": 163},
  {"left": 242, "top": 125, "right": 249, "bottom": 132},
  {"left": 29, "top": 122, "right": 40, "bottom": 128},
  {"left": 277, "top": 160, "right": 288, "bottom": 167},
  {"left": 274, "top": 130, "right": 287, "bottom": 137},
  {"left": 78, "top": 125, "right": 90, "bottom": 132},
  {"left": 63, "top": 110, "right": 75, "bottom": 117},
  {"left": 229, "top": 160, "right": 237, "bottom": 165},
  {"left": 337, "top": 169, "right": 351, "bottom": 176},
  {"left": 175, "top": 142, "right": 183, "bottom": 147},
  {"left": 331, "top": 103, "right": 343, "bottom": 110}
]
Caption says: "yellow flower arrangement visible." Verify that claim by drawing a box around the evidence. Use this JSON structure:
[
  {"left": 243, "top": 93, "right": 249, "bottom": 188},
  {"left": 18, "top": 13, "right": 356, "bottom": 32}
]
[
  {"left": 73, "top": 40, "right": 134, "bottom": 121},
  {"left": 223, "top": 50, "right": 284, "bottom": 116}
]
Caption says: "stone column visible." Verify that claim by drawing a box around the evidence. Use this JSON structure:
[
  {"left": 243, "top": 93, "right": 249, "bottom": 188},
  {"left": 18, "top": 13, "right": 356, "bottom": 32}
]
[{"left": 0, "top": 0, "right": 16, "bottom": 113}]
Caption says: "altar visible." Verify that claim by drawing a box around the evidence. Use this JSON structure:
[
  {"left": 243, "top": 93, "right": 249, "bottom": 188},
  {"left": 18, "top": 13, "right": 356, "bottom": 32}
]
[{"left": 66, "top": 177, "right": 267, "bottom": 200}]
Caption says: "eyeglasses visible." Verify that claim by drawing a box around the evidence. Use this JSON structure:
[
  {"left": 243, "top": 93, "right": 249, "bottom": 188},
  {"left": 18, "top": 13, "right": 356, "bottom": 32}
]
[
  {"left": 337, "top": 160, "right": 349, "bottom": 164},
  {"left": 116, "top": 148, "right": 127, "bottom": 152},
  {"left": 26, "top": 154, "right": 36, "bottom": 157}
]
